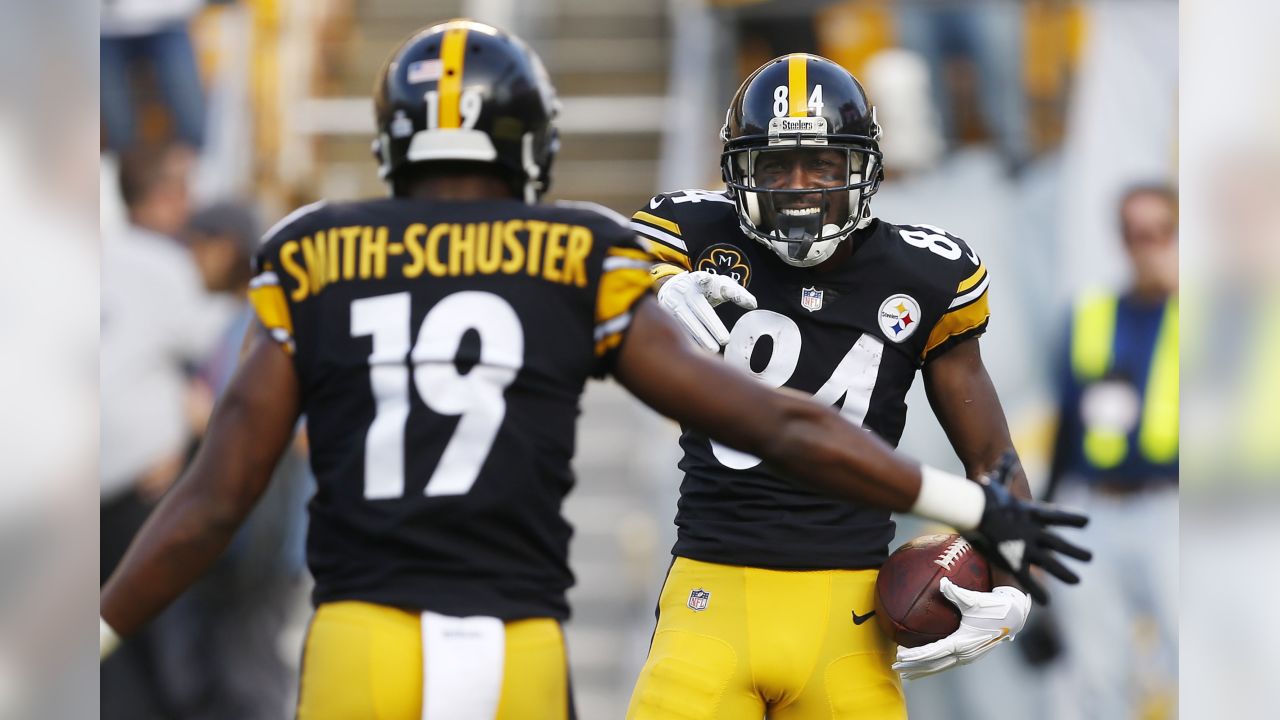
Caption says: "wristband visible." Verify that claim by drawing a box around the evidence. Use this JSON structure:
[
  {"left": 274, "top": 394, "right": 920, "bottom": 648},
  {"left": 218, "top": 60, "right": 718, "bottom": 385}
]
[{"left": 911, "top": 466, "right": 985, "bottom": 531}]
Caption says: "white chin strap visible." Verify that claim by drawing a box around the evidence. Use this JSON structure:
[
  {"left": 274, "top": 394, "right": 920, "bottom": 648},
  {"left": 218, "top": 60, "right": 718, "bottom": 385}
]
[{"left": 521, "top": 131, "right": 541, "bottom": 204}]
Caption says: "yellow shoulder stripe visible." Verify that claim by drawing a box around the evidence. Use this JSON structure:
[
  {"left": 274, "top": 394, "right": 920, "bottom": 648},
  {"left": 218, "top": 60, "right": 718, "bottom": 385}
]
[
  {"left": 596, "top": 266, "right": 651, "bottom": 327},
  {"left": 923, "top": 292, "right": 990, "bottom": 360},
  {"left": 644, "top": 241, "right": 691, "bottom": 270},
  {"left": 632, "top": 211, "right": 681, "bottom": 236},
  {"left": 957, "top": 263, "right": 987, "bottom": 294},
  {"left": 248, "top": 273, "right": 296, "bottom": 355}
]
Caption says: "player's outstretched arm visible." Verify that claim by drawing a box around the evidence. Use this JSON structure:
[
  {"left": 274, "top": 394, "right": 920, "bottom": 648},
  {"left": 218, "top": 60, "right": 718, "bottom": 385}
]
[
  {"left": 100, "top": 326, "right": 301, "bottom": 655},
  {"left": 615, "top": 299, "right": 1091, "bottom": 603}
]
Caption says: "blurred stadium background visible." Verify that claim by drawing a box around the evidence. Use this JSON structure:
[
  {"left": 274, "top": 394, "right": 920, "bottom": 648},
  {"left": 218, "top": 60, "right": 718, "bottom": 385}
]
[
  {"left": 0, "top": 0, "right": 1253, "bottom": 716},
  {"left": 95, "top": 0, "right": 1178, "bottom": 717}
]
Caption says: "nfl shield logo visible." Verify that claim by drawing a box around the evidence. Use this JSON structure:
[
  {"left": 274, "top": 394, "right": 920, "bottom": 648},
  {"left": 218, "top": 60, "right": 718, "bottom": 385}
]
[
  {"left": 687, "top": 588, "right": 710, "bottom": 612},
  {"left": 801, "top": 287, "right": 824, "bottom": 312}
]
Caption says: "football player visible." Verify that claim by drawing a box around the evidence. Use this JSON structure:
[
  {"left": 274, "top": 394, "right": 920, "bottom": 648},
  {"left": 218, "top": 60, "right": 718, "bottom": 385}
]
[
  {"left": 627, "top": 55, "right": 1073, "bottom": 719},
  {"left": 100, "top": 28, "right": 1088, "bottom": 719}
]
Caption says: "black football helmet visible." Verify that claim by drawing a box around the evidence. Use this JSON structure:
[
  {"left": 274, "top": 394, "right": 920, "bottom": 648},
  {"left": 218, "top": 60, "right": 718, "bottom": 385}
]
[
  {"left": 721, "top": 54, "right": 883, "bottom": 267},
  {"left": 372, "top": 20, "right": 560, "bottom": 202}
]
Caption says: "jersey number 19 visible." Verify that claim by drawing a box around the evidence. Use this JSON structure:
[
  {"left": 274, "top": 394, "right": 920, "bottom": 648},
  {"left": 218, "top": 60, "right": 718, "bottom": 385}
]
[{"left": 350, "top": 291, "right": 523, "bottom": 500}]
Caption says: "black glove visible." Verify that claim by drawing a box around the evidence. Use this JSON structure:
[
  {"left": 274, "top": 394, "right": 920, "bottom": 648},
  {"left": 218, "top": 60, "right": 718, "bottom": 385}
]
[
  {"left": 1017, "top": 608, "right": 1065, "bottom": 667},
  {"left": 962, "top": 452, "right": 1092, "bottom": 604}
]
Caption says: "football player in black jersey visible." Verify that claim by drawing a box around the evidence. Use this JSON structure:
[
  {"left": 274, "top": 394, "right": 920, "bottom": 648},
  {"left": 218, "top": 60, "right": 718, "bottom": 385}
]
[
  {"left": 627, "top": 55, "right": 1075, "bottom": 719},
  {"left": 100, "top": 27, "right": 1088, "bottom": 719}
]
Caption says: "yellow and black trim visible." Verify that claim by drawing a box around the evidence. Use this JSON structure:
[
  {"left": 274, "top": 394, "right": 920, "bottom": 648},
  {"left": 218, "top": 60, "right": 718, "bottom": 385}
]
[
  {"left": 956, "top": 263, "right": 987, "bottom": 295},
  {"left": 631, "top": 210, "right": 689, "bottom": 254},
  {"left": 594, "top": 247, "right": 654, "bottom": 358},
  {"left": 248, "top": 271, "right": 297, "bottom": 355},
  {"left": 633, "top": 211, "right": 680, "bottom": 237},
  {"left": 630, "top": 209, "right": 691, "bottom": 270},
  {"left": 922, "top": 279, "right": 991, "bottom": 361}
]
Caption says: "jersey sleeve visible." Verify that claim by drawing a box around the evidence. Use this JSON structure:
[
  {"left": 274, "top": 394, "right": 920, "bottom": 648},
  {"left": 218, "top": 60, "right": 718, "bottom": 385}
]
[
  {"left": 920, "top": 253, "right": 991, "bottom": 363},
  {"left": 248, "top": 201, "right": 328, "bottom": 355},
  {"left": 630, "top": 196, "right": 692, "bottom": 284},
  {"left": 592, "top": 229, "right": 658, "bottom": 376}
]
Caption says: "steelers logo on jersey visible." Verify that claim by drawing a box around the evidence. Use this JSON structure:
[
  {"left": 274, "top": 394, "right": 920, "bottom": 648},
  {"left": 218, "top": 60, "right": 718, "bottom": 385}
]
[
  {"left": 696, "top": 243, "right": 752, "bottom": 287},
  {"left": 878, "top": 294, "right": 922, "bottom": 343}
]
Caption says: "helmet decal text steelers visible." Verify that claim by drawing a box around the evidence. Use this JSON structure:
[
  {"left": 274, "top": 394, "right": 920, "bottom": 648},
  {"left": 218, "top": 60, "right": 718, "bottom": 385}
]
[
  {"left": 696, "top": 244, "right": 752, "bottom": 287},
  {"left": 878, "top": 294, "right": 922, "bottom": 343}
]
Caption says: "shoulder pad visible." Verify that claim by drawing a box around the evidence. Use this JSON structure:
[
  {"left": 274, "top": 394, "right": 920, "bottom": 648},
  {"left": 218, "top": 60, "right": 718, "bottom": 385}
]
[
  {"left": 260, "top": 200, "right": 329, "bottom": 247},
  {"left": 552, "top": 199, "right": 631, "bottom": 230}
]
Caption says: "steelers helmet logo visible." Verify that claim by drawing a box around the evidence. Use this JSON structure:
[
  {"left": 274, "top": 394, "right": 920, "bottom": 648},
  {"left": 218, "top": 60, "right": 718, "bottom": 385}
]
[
  {"left": 696, "top": 243, "right": 752, "bottom": 287},
  {"left": 878, "top": 294, "right": 922, "bottom": 343}
]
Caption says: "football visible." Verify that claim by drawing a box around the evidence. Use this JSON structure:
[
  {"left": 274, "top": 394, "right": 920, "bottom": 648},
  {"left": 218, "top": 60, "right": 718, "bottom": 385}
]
[{"left": 875, "top": 533, "right": 992, "bottom": 648}]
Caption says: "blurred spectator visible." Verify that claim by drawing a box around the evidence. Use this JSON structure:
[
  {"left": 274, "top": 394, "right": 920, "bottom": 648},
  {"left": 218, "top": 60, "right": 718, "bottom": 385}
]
[
  {"left": 1180, "top": 143, "right": 1280, "bottom": 718},
  {"left": 1037, "top": 185, "right": 1179, "bottom": 719},
  {"left": 895, "top": 1, "right": 1029, "bottom": 172},
  {"left": 720, "top": 0, "right": 827, "bottom": 68},
  {"left": 862, "top": 48, "right": 945, "bottom": 175},
  {"left": 146, "top": 201, "right": 312, "bottom": 720},
  {"left": 100, "top": 0, "right": 208, "bottom": 153},
  {"left": 100, "top": 144, "right": 230, "bottom": 719}
]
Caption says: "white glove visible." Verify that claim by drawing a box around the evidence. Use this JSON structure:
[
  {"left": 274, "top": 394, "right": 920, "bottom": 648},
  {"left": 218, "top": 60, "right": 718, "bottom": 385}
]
[
  {"left": 656, "top": 271, "right": 757, "bottom": 351},
  {"left": 892, "top": 577, "right": 1031, "bottom": 680}
]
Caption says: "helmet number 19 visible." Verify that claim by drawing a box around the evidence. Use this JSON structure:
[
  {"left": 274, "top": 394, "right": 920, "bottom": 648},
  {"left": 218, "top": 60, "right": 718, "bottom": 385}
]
[{"left": 423, "top": 88, "right": 484, "bottom": 131}]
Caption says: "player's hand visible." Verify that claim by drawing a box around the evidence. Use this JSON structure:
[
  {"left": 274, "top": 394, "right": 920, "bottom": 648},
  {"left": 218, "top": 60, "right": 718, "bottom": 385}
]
[
  {"left": 892, "top": 578, "right": 1031, "bottom": 680},
  {"left": 655, "top": 270, "right": 757, "bottom": 351},
  {"left": 963, "top": 453, "right": 1092, "bottom": 604}
]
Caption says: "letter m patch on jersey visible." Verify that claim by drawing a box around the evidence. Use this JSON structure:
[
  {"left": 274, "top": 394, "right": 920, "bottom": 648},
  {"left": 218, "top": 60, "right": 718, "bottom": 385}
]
[{"left": 687, "top": 588, "right": 711, "bottom": 612}]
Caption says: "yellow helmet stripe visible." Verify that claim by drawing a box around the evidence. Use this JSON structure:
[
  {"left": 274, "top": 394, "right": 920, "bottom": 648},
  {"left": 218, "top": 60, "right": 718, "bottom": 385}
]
[
  {"left": 788, "top": 54, "right": 808, "bottom": 117},
  {"left": 438, "top": 26, "right": 469, "bottom": 128}
]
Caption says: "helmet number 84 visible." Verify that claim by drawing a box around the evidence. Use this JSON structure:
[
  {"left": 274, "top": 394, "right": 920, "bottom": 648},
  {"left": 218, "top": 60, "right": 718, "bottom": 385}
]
[{"left": 772, "top": 84, "right": 824, "bottom": 118}]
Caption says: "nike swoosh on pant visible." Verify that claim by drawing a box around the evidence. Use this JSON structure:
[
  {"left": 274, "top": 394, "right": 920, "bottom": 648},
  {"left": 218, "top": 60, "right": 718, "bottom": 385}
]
[{"left": 852, "top": 610, "right": 876, "bottom": 625}]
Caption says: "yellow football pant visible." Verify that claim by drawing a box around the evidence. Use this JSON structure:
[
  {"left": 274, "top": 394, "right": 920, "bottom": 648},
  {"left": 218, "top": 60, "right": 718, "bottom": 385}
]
[
  {"left": 627, "top": 557, "right": 905, "bottom": 720},
  {"left": 297, "top": 601, "right": 570, "bottom": 720}
]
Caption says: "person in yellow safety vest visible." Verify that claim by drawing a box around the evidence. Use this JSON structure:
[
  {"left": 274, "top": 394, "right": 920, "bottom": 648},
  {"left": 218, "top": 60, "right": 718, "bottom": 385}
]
[{"left": 1031, "top": 184, "right": 1179, "bottom": 720}]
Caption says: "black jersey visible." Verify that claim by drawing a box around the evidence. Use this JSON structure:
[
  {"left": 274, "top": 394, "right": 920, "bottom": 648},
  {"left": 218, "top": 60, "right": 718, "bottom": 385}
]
[
  {"left": 248, "top": 197, "right": 652, "bottom": 620},
  {"left": 632, "top": 189, "right": 991, "bottom": 569}
]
